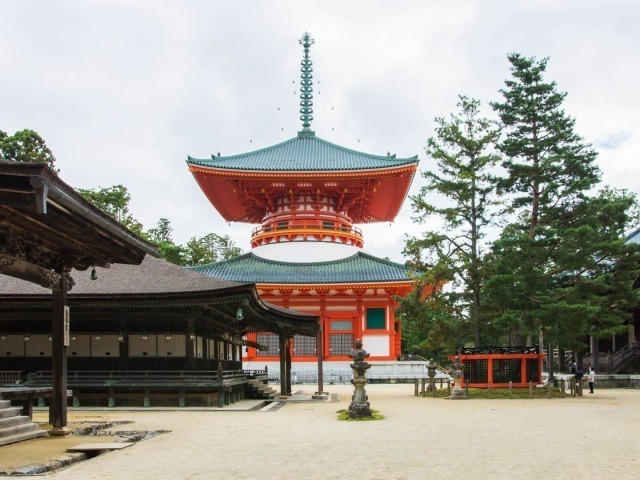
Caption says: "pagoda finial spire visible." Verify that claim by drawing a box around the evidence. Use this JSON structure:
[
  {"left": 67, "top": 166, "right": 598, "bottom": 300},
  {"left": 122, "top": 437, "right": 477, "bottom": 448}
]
[{"left": 298, "top": 31, "right": 315, "bottom": 137}]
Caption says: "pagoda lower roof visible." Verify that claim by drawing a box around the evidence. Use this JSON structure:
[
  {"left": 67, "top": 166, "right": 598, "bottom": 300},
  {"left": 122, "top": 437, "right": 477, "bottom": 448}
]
[
  {"left": 187, "top": 134, "right": 418, "bottom": 172},
  {"left": 190, "top": 252, "right": 415, "bottom": 284}
]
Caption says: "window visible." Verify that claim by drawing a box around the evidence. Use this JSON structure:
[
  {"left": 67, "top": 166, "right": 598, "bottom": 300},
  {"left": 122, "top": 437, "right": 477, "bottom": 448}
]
[
  {"left": 366, "top": 308, "right": 386, "bottom": 330},
  {"left": 330, "top": 320, "right": 352, "bottom": 331},
  {"left": 256, "top": 333, "right": 279, "bottom": 356},
  {"left": 293, "top": 335, "right": 316, "bottom": 356},
  {"left": 330, "top": 334, "right": 353, "bottom": 356}
]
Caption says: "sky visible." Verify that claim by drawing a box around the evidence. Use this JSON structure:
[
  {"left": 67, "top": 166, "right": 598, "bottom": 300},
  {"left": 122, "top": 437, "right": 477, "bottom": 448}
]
[{"left": 1, "top": 0, "right": 638, "bottom": 263}]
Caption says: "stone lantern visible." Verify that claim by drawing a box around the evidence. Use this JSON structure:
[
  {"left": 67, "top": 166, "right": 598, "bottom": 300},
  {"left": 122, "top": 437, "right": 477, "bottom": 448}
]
[{"left": 348, "top": 339, "right": 372, "bottom": 418}]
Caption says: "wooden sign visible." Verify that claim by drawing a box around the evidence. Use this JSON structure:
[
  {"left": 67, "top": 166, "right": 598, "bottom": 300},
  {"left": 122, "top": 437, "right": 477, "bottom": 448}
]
[{"left": 63, "top": 306, "right": 70, "bottom": 347}]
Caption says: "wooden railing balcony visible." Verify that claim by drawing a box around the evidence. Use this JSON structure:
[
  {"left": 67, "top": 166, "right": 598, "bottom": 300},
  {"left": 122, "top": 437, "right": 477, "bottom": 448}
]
[{"left": 251, "top": 219, "right": 364, "bottom": 248}]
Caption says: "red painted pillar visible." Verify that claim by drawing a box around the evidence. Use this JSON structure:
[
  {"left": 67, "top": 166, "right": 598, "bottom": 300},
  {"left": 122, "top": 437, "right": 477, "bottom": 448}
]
[{"left": 487, "top": 358, "right": 494, "bottom": 386}]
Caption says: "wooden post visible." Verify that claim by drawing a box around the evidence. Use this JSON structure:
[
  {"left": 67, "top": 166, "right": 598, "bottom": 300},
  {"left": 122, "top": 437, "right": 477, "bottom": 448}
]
[
  {"left": 316, "top": 328, "right": 324, "bottom": 395},
  {"left": 285, "top": 337, "right": 292, "bottom": 396},
  {"left": 186, "top": 323, "right": 195, "bottom": 371},
  {"left": 217, "top": 387, "right": 224, "bottom": 408},
  {"left": 414, "top": 379, "right": 418, "bottom": 396},
  {"left": 509, "top": 381, "right": 513, "bottom": 399},
  {"left": 144, "top": 388, "right": 150, "bottom": 407},
  {"left": 279, "top": 334, "right": 287, "bottom": 397},
  {"left": 547, "top": 382, "right": 551, "bottom": 398},
  {"left": 529, "top": 380, "right": 533, "bottom": 399},
  {"left": 421, "top": 378, "right": 426, "bottom": 397},
  {"left": 560, "top": 378, "right": 566, "bottom": 397},
  {"left": 488, "top": 381, "right": 492, "bottom": 398},
  {"left": 49, "top": 272, "right": 70, "bottom": 436}
]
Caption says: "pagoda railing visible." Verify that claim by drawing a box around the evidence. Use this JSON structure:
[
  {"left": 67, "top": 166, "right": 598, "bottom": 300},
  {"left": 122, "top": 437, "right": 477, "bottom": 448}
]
[{"left": 251, "top": 218, "right": 363, "bottom": 248}]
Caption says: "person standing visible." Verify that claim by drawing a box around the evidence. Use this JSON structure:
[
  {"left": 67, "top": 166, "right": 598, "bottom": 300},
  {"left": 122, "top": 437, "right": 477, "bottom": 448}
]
[{"left": 588, "top": 367, "right": 595, "bottom": 394}]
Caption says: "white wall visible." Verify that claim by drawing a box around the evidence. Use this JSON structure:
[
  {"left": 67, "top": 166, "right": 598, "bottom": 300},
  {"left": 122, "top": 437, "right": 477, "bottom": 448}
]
[{"left": 252, "top": 241, "right": 360, "bottom": 262}]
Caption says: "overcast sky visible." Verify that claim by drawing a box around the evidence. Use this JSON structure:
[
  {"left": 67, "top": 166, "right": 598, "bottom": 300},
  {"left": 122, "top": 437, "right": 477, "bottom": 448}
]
[{"left": 1, "top": 0, "right": 638, "bottom": 263}]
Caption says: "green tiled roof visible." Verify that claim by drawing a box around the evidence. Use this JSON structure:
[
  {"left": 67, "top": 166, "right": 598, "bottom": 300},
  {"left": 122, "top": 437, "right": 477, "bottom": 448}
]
[
  {"left": 187, "top": 135, "right": 418, "bottom": 172},
  {"left": 190, "top": 252, "right": 414, "bottom": 284}
]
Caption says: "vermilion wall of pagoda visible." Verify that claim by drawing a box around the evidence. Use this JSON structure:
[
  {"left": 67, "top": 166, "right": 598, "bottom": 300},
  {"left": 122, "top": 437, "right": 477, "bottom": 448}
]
[{"left": 243, "top": 282, "right": 413, "bottom": 362}]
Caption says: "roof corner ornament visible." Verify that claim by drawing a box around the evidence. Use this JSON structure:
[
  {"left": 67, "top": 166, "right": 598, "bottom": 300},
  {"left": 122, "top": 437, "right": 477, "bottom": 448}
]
[{"left": 298, "top": 31, "right": 315, "bottom": 138}]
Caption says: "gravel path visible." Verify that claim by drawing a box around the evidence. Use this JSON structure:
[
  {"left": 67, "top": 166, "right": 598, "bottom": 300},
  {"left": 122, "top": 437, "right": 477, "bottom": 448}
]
[{"left": 13, "top": 385, "right": 640, "bottom": 480}]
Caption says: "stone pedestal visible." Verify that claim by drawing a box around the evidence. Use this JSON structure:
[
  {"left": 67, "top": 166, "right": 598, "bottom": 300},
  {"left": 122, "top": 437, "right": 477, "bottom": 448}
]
[
  {"left": 448, "top": 353, "right": 467, "bottom": 400},
  {"left": 348, "top": 339, "right": 372, "bottom": 418}
]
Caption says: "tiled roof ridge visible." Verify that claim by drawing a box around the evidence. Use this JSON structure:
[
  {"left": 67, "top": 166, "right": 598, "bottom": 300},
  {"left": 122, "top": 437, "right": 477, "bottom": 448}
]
[
  {"left": 186, "top": 135, "right": 418, "bottom": 167},
  {"left": 191, "top": 251, "right": 413, "bottom": 271}
]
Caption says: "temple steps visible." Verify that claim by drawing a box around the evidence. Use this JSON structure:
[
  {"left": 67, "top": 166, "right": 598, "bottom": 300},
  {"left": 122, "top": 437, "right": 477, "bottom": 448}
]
[
  {"left": 245, "top": 379, "right": 280, "bottom": 400},
  {"left": 0, "top": 401, "right": 46, "bottom": 447}
]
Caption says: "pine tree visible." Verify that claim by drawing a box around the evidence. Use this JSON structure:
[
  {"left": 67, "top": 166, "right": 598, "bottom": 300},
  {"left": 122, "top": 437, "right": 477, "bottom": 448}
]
[
  {"left": 486, "top": 54, "right": 640, "bottom": 349},
  {"left": 405, "top": 96, "right": 501, "bottom": 346}
]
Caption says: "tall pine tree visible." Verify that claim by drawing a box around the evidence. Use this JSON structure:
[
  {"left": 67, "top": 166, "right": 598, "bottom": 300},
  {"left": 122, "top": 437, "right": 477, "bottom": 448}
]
[
  {"left": 404, "top": 96, "right": 501, "bottom": 347},
  {"left": 486, "top": 54, "right": 640, "bottom": 350}
]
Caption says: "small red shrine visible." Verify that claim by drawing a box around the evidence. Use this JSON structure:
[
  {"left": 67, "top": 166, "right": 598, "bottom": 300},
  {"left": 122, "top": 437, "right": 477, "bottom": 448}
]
[
  {"left": 451, "top": 347, "right": 545, "bottom": 388},
  {"left": 188, "top": 33, "right": 419, "bottom": 367}
]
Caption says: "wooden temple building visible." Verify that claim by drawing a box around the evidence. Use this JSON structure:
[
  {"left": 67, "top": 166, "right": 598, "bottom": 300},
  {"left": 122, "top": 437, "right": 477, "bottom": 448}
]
[
  {"left": 0, "top": 161, "right": 157, "bottom": 434},
  {"left": 187, "top": 33, "right": 419, "bottom": 370},
  {"left": 1, "top": 161, "right": 320, "bottom": 433}
]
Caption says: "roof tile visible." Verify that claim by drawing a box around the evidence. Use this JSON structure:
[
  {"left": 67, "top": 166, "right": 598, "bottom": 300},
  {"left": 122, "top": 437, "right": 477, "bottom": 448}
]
[
  {"left": 187, "top": 135, "right": 418, "bottom": 172},
  {"left": 191, "top": 252, "right": 414, "bottom": 284}
]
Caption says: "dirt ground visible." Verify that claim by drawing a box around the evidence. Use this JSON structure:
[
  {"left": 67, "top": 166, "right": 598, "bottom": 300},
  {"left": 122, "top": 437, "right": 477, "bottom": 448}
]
[{"left": 4, "top": 385, "right": 640, "bottom": 480}]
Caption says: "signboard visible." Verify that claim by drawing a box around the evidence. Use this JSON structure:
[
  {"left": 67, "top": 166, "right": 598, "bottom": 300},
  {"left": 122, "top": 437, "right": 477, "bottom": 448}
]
[{"left": 63, "top": 306, "right": 70, "bottom": 347}]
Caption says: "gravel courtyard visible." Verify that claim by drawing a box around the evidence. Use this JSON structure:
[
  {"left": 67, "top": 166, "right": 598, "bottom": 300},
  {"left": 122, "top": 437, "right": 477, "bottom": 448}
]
[{"left": 10, "top": 384, "right": 640, "bottom": 480}]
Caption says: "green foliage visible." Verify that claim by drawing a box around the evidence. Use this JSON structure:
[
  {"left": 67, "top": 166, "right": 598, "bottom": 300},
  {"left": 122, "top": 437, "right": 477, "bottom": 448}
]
[
  {"left": 404, "top": 96, "right": 501, "bottom": 347},
  {"left": 485, "top": 54, "right": 640, "bottom": 348},
  {"left": 397, "top": 274, "right": 461, "bottom": 361},
  {"left": 184, "top": 233, "right": 242, "bottom": 266},
  {"left": 336, "top": 409, "right": 384, "bottom": 421},
  {"left": 77, "top": 185, "right": 144, "bottom": 235},
  {"left": 77, "top": 187, "right": 243, "bottom": 267},
  {"left": 427, "top": 386, "right": 567, "bottom": 399},
  {"left": 0, "top": 129, "right": 58, "bottom": 171}
]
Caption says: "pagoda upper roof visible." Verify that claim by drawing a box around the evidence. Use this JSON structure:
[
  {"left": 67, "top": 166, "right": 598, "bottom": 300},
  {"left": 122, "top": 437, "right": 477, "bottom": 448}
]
[
  {"left": 187, "top": 134, "right": 418, "bottom": 173},
  {"left": 190, "top": 251, "right": 415, "bottom": 284}
]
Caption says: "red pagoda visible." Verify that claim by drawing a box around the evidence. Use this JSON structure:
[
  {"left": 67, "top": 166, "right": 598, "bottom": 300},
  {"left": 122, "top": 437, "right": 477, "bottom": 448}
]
[{"left": 188, "top": 33, "right": 419, "bottom": 370}]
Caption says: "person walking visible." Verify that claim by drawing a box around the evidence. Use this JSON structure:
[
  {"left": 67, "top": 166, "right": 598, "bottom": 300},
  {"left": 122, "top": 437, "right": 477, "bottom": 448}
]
[{"left": 588, "top": 366, "right": 595, "bottom": 394}]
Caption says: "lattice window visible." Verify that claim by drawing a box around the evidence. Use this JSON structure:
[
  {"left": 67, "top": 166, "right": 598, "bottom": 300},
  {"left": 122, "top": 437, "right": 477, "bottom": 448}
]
[
  {"left": 331, "top": 321, "right": 352, "bottom": 331},
  {"left": 256, "top": 333, "right": 279, "bottom": 356},
  {"left": 330, "top": 334, "right": 353, "bottom": 356},
  {"left": 464, "top": 359, "right": 488, "bottom": 383},
  {"left": 493, "top": 359, "right": 521, "bottom": 383},
  {"left": 293, "top": 335, "right": 316, "bottom": 356}
]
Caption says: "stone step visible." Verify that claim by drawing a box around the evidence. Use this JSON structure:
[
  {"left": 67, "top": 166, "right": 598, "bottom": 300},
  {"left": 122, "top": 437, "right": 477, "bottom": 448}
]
[
  {"left": 0, "top": 407, "right": 22, "bottom": 419},
  {"left": 0, "top": 415, "right": 30, "bottom": 429},
  {"left": 0, "top": 400, "right": 11, "bottom": 408},
  {"left": 0, "top": 421, "right": 40, "bottom": 438},
  {"left": 0, "top": 428, "right": 47, "bottom": 447}
]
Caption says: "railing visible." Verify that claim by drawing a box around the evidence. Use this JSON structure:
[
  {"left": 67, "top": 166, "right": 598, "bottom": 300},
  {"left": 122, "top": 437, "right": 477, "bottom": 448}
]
[
  {"left": 24, "top": 370, "right": 247, "bottom": 386},
  {"left": 252, "top": 220, "right": 362, "bottom": 237},
  {"left": 459, "top": 346, "right": 540, "bottom": 355},
  {"left": 609, "top": 341, "right": 640, "bottom": 373},
  {"left": 244, "top": 369, "right": 268, "bottom": 379},
  {"left": 0, "top": 371, "right": 21, "bottom": 383}
]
